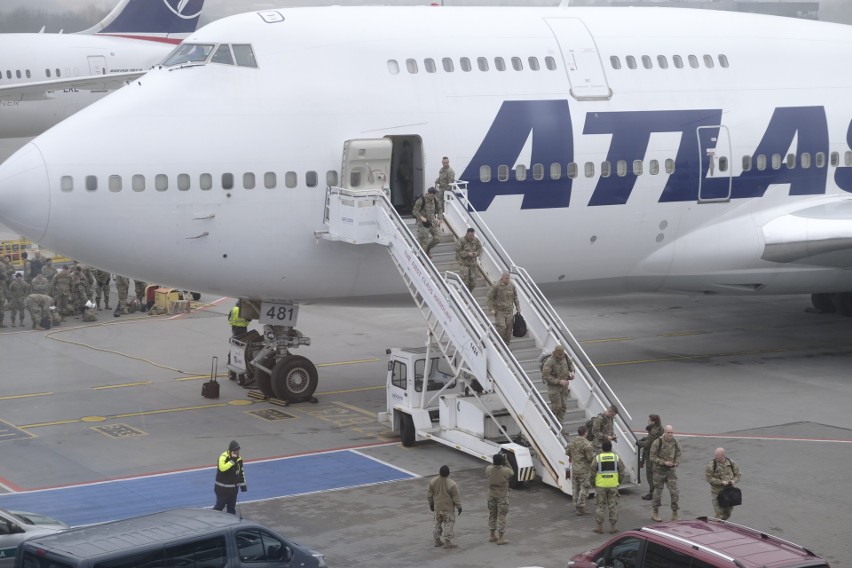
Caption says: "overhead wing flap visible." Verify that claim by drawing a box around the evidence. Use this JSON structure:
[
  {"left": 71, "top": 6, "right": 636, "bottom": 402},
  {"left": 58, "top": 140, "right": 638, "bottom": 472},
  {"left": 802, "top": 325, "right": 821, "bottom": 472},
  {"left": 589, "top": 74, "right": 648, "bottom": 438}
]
[
  {"left": 762, "top": 200, "right": 852, "bottom": 267},
  {"left": 0, "top": 71, "right": 146, "bottom": 101}
]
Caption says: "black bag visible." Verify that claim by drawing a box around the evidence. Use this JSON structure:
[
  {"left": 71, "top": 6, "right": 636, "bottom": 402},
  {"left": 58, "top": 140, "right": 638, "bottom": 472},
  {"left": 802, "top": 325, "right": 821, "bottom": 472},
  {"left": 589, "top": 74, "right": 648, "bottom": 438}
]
[
  {"left": 202, "top": 356, "right": 220, "bottom": 399},
  {"left": 717, "top": 485, "right": 742, "bottom": 508},
  {"left": 584, "top": 416, "right": 596, "bottom": 441},
  {"left": 512, "top": 313, "right": 527, "bottom": 337}
]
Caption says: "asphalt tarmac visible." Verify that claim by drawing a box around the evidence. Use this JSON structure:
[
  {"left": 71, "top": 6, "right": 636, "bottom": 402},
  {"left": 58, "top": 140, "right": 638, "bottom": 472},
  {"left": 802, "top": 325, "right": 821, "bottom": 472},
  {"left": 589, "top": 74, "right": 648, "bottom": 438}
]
[{"left": 0, "top": 289, "right": 849, "bottom": 567}]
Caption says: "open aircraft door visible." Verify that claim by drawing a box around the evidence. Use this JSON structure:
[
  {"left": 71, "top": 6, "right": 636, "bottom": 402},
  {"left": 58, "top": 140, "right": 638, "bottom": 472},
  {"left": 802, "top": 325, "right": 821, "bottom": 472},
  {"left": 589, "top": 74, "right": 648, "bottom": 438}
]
[
  {"left": 545, "top": 18, "right": 612, "bottom": 101},
  {"left": 697, "top": 125, "right": 733, "bottom": 203},
  {"left": 340, "top": 139, "right": 392, "bottom": 195}
]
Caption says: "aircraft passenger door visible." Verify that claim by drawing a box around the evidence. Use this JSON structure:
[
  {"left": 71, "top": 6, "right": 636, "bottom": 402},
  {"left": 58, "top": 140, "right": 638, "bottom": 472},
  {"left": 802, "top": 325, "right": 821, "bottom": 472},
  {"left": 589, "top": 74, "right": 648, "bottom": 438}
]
[
  {"left": 87, "top": 55, "right": 107, "bottom": 76},
  {"left": 340, "top": 138, "right": 393, "bottom": 197},
  {"left": 697, "top": 125, "right": 732, "bottom": 203},
  {"left": 545, "top": 18, "right": 612, "bottom": 101}
]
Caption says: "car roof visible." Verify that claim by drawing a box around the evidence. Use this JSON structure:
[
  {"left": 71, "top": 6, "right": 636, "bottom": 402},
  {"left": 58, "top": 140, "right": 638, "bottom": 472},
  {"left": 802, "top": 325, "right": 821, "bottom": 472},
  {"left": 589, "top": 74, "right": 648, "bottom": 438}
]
[
  {"left": 641, "top": 518, "right": 828, "bottom": 568},
  {"left": 20, "top": 508, "right": 251, "bottom": 559}
]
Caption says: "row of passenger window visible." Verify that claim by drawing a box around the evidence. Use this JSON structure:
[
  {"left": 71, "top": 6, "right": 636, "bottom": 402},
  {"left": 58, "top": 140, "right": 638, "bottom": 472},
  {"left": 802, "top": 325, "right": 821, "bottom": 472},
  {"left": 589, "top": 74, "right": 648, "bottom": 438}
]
[
  {"left": 61, "top": 170, "right": 341, "bottom": 193},
  {"left": 610, "top": 54, "right": 730, "bottom": 70},
  {"left": 1, "top": 68, "right": 65, "bottom": 80},
  {"left": 60, "top": 150, "right": 852, "bottom": 192},
  {"left": 388, "top": 55, "right": 558, "bottom": 75}
]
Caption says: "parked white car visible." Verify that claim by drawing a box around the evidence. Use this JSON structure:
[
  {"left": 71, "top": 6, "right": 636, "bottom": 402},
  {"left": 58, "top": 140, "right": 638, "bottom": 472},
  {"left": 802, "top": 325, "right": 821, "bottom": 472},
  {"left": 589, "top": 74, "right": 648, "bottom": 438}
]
[{"left": 0, "top": 509, "right": 67, "bottom": 566}]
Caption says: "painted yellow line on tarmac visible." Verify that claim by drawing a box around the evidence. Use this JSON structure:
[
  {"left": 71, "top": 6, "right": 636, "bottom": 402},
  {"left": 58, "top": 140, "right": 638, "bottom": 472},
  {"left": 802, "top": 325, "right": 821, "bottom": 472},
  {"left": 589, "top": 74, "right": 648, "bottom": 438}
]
[
  {"left": 661, "top": 330, "right": 710, "bottom": 337},
  {"left": 18, "top": 401, "right": 239, "bottom": 429},
  {"left": 332, "top": 401, "right": 378, "bottom": 418},
  {"left": 92, "top": 381, "right": 153, "bottom": 390},
  {"left": 20, "top": 418, "right": 84, "bottom": 429},
  {"left": 0, "top": 392, "right": 52, "bottom": 401},
  {"left": 597, "top": 342, "right": 851, "bottom": 367}
]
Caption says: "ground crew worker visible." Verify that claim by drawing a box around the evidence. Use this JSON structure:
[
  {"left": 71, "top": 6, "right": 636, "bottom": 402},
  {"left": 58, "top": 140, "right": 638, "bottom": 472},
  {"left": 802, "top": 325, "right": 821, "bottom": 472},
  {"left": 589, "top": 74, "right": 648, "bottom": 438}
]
[
  {"left": 51, "top": 265, "right": 73, "bottom": 318},
  {"left": 567, "top": 424, "right": 595, "bottom": 516},
  {"left": 114, "top": 275, "right": 130, "bottom": 316},
  {"left": 592, "top": 405, "right": 619, "bottom": 453},
  {"left": 228, "top": 300, "right": 250, "bottom": 337},
  {"left": 455, "top": 228, "right": 482, "bottom": 292},
  {"left": 25, "top": 293, "right": 54, "bottom": 330},
  {"left": 427, "top": 464, "right": 462, "bottom": 549},
  {"left": 412, "top": 187, "right": 443, "bottom": 258},
  {"left": 31, "top": 273, "right": 50, "bottom": 296},
  {"left": 485, "top": 452, "right": 513, "bottom": 545},
  {"left": 541, "top": 344, "right": 575, "bottom": 425},
  {"left": 213, "top": 440, "right": 247, "bottom": 514},
  {"left": 638, "top": 414, "right": 663, "bottom": 500},
  {"left": 134, "top": 279, "right": 149, "bottom": 311},
  {"left": 435, "top": 156, "right": 455, "bottom": 202},
  {"left": 8, "top": 273, "right": 32, "bottom": 327},
  {"left": 706, "top": 447, "right": 741, "bottom": 520},
  {"left": 40, "top": 258, "right": 57, "bottom": 283},
  {"left": 93, "top": 269, "right": 111, "bottom": 310},
  {"left": 593, "top": 440, "right": 625, "bottom": 534},
  {"left": 25, "top": 250, "right": 45, "bottom": 283},
  {"left": 651, "top": 424, "right": 682, "bottom": 521},
  {"left": 487, "top": 271, "right": 520, "bottom": 344},
  {"left": 70, "top": 266, "right": 89, "bottom": 315}
]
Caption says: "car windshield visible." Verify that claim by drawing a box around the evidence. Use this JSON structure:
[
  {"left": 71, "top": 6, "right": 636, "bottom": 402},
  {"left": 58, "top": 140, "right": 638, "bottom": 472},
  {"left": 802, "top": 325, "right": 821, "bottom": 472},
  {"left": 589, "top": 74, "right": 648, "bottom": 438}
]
[
  {"left": 11, "top": 511, "right": 66, "bottom": 527},
  {"left": 162, "top": 43, "right": 215, "bottom": 67}
]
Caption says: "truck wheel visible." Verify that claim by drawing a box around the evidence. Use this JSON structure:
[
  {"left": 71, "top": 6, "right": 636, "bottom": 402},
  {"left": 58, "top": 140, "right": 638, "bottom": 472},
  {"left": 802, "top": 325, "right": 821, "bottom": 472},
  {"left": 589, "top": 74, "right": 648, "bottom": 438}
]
[
  {"left": 399, "top": 412, "right": 415, "bottom": 447},
  {"left": 506, "top": 452, "right": 525, "bottom": 489},
  {"left": 271, "top": 355, "right": 318, "bottom": 403}
]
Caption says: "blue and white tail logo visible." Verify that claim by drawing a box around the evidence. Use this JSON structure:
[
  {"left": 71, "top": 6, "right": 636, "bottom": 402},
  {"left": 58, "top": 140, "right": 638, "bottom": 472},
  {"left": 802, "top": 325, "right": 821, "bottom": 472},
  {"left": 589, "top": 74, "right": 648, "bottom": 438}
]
[{"left": 92, "top": 0, "right": 206, "bottom": 38}]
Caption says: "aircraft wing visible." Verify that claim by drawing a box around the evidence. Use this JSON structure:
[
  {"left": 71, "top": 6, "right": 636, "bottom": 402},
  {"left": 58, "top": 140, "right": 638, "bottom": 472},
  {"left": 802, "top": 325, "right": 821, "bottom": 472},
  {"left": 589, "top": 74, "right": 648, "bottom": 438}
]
[
  {"left": 762, "top": 200, "right": 852, "bottom": 267},
  {"left": 0, "top": 71, "right": 146, "bottom": 101}
]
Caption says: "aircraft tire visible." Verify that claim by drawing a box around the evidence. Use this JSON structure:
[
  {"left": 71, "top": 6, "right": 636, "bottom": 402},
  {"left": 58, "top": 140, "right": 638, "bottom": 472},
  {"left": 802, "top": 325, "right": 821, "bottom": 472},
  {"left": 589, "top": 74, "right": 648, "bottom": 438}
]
[
  {"left": 811, "top": 293, "right": 836, "bottom": 313},
  {"left": 271, "top": 355, "right": 318, "bottom": 403},
  {"left": 832, "top": 293, "right": 852, "bottom": 316},
  {"left": 505, "top": 451, "right": 525, "bottom": 489},
  {"left": 399, "top": 412, "right": 415, "bottom": 447},
  {"left": 252, "top": 354, "right": 277, "bottom": 398}
]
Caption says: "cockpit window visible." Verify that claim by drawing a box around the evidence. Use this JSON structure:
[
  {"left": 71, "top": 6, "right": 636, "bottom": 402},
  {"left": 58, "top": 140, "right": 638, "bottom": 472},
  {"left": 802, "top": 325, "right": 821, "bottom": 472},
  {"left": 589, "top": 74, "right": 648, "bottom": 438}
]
[
  {"left": 162, "top": 43, "right": 215, "bottom": 67},
  {"left": 232, "top": 45, "right": 258, "bottom": 68},
  {"left": 211, "top": 44, "right": 235, "bottom": 66}
]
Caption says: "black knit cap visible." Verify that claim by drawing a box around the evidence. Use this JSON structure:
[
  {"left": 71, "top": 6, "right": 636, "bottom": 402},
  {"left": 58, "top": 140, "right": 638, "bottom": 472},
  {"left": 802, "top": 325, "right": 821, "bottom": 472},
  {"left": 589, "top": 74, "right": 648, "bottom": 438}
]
[{"left": 228, "top": 440, "right": 240, "bottom": 452}]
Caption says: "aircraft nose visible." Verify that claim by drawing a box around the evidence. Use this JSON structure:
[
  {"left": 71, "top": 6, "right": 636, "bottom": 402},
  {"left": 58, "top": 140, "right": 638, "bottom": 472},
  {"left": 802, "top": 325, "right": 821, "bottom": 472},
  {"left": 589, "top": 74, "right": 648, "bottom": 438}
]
[{"left": 0, "top": 143, "right": 50, "bottom": 242}]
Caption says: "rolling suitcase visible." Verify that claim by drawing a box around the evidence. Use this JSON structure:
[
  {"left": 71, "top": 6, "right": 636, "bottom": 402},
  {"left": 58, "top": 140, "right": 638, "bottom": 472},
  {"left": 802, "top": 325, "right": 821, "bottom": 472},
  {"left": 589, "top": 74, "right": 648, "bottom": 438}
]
[{"left": 202, "top": 356, "right": 220, "bottom": 399}]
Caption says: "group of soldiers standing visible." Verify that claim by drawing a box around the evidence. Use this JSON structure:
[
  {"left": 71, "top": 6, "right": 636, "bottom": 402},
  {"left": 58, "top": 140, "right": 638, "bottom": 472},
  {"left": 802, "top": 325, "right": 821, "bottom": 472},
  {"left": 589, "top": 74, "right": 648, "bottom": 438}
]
[{"left": 0, "top": 250, "right": 147, "bottom": 330}]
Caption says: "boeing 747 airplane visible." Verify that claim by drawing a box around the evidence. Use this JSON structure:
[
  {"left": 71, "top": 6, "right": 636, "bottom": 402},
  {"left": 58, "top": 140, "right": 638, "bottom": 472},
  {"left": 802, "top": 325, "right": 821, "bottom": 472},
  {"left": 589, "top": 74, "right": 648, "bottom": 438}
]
[
  {"left": 2, "top": 5, "right": 852, "bottom": 398},
  {"left": 0, "top": 0, "right": 205, "bottom": 138}
]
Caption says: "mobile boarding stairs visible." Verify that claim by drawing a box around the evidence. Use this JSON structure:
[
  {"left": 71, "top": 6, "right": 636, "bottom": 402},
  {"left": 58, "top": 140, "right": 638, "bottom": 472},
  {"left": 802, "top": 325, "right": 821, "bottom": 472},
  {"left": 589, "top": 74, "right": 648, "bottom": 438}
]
[{"left": 317, "top": 139, "right": 638, "bottom": 495}]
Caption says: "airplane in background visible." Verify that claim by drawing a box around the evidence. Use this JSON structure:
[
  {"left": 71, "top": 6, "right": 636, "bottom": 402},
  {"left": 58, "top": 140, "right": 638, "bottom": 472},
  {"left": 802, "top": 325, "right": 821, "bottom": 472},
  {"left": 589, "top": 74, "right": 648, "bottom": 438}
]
[
  {"left": 2, "top": 5, "right": 852, "bottom": 396},
  {"left": 0, "top": 0, "right": 205, "bottom": 138}
]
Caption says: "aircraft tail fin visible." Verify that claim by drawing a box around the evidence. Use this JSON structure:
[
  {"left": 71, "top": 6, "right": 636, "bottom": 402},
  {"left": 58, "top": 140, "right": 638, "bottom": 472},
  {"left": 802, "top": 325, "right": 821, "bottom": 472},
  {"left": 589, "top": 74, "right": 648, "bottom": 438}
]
[{"left": 77, "top": 0, "right": 206, "bottom": 42}]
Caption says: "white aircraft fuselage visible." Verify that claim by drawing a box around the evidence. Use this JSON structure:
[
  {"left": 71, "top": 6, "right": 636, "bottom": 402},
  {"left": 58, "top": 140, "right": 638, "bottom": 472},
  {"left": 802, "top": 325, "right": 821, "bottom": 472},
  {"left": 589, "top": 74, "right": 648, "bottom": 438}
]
[{"left": 2, "top": 6, "right": 852, "bottom": 302}]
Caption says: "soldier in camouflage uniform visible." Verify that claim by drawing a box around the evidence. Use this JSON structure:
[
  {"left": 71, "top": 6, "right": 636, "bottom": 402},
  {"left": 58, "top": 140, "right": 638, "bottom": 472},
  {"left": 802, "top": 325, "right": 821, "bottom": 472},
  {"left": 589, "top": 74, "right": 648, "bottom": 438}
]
[
  {"left": 25, "top": 293, "right": 54, "bottom": 330},
  {"left": 705, "top": 447, "right": 741, "bottom": 520},
  {"left": 71, "top": 266, "right": 89, "bottom": 316},
  {"left": 134, "top": 279, "right": 149, "bottom": 311},
  {"left": 81, "top": 264, "right": 95, "bottom": 302},
  {"left": 435, "top": 156, "right": 455, "bottom": 202},
  {"left": 568, "top": 425, "right": 595, "bottom": 516},
  {"left": 114, "top": 275, "right": 130, "bottom": 316},
  {"left": 455, "top": 228, "right": 482, "bottom": 291},
  {"left": 650, "top": 424, "right": 682, "bottom": 521},
  {"left": 485, "top": 453, "right": 513, "bottom": 545},
  {"left": 40, "top": 258, "right": 57, "bottom": 284},
  {"left": 592, "top": 405, "right": 619, "bottom": 453},
  {"left": 31, "top": 273, "right": 50, "bottom": 296},
  {"left": 427, "top": 465, "right": 462, "bottom": 549},
  {"left": 2, "top": 255, "right": 14, "bottom": 285},
  {"left": 8, "top": 273, "right": 32, "bottom": 327},
  {"left": 0, "top": 258, "right": 8, "bottom": 328},
  {"left": 487, "top": 271, "right": 519, "bottom": 344},
  {"left": 638, "top": 414, "right": 664, "bottom": 500},
  {"left": 52, "top": 266, "right": 73, "bottom": 318},
  {"left": 593, "top": 440, "right": 625, "bottom": 534},
  {"left": 411, "top": 188, "right": 443, "bottom": 258},
  {"left": 93, "top": 269, "right": 111, "bottom": 310},
  {"left": 541, "top": 344, "right": 575, "bottom": 424}
]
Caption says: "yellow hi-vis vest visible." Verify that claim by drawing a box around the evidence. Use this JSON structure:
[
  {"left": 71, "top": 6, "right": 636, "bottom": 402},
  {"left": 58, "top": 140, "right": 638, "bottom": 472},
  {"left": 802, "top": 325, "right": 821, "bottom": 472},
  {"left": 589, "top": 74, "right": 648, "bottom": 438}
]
[
  {"left": 595, "top": 452, "right": 620, "bottom": 488},
  {"left": 228, "top": 306, "right": 249, "bottom": 328}
]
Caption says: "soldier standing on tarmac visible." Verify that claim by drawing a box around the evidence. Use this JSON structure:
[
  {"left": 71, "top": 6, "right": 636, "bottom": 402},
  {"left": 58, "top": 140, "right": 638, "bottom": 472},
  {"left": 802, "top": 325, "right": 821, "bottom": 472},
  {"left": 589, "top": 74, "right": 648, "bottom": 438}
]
[
  {"left": 93, "top": 269, "right": 111, "bottom": 311},
  {"left": 427, "top": 465, "right": 462, "bottom": 550},
  {"left": 651, "top": 425, "right": 682, "bottom": 522},
  {"left": 706, "top": 447, "right": 741, "bottom": 520},
  {"left": 52, "top": 265, "right": 73, "bottom": 319},
  {"left": 638, "top": 414, "right": 663, "bottom": 500},
  {"left": 487, "top": 271, "right": 520, "bottom": 344},
  {"left": 591, "top": 405, "right": 619, "bottom": 453},
  {"left": 567, "top": 424, "right": 595, "bottom": 516},
  {"left": 8, "top": 273, "right": 31, "bottom": 327},
  {"left": 455, "top": 228, "right": 482, "bottom": 292},
  {"left": 0, "top": 259, "right": 7, "bottom": 328},
  {"left": 485, "top": 453, "right": 513, "bottom": 545}
]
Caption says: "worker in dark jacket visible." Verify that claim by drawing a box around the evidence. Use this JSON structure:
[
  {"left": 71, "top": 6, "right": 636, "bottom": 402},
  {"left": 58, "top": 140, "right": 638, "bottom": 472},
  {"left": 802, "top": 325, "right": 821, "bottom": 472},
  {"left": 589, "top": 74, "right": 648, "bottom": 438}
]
[{"left": 213, "top": 440, "right": 247, "bottom": 514}]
